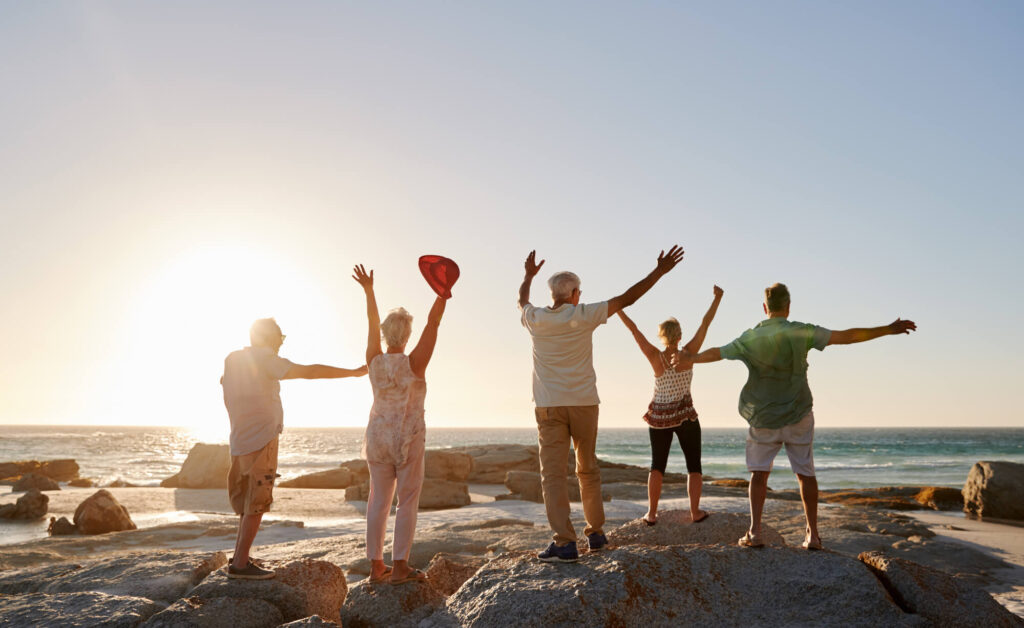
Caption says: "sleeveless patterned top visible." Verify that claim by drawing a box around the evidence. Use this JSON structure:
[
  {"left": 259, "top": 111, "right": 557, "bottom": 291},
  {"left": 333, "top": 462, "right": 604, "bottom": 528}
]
[{"left": 643, "top": 353, "right": 698, "bottom": 429}]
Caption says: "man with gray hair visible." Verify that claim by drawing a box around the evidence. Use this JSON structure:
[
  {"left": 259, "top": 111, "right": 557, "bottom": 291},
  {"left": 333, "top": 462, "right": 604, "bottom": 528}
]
[
  {"left": 221, "top": 318, "right": 367, "bottom": 579},
  {"left": 518, "top": 246, "right": 684, "bottom": 562}
]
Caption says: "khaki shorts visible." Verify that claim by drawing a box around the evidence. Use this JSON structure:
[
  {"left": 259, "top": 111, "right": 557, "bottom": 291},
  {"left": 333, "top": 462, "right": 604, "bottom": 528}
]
[
  {"left": 228, "top": 437, "right": 279, "bottom": 516},
  {"left": 745, "top": 411, "right": 815, "bottom": 476}
]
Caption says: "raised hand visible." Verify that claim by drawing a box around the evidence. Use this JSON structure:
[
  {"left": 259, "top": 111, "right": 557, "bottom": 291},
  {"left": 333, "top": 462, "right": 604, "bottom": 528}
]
[
  {"left": 524, "top": 250, "right": 546, "bottom": 277},
  {"left": 713, "top": 285, "right": 724, "bottom": 299},
  {"left": 889, "top": 318, "right": 917, "bottom": 335},
  {"left": 352, "top": 264, "right": 374, "bottom": 290},
  {"left": 655, "top": 245, "right": 685, "bottom": 275}
]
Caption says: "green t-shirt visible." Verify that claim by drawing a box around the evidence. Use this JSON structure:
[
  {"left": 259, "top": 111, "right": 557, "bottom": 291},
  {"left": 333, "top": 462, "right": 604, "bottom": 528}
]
[{"left": 719, "top": 318, "right": 831, "bottom": 429}]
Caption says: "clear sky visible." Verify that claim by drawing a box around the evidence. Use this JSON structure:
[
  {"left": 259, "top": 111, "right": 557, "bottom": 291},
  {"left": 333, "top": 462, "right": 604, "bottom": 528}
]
[{"left": 1, "top": 2, "right": 1021, "bottom": 431}]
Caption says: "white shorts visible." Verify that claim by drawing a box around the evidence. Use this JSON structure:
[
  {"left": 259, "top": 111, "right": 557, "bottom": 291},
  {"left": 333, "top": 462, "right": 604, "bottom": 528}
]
[{"left": 745, "top": 411, "right": 815, "bottom": 476}]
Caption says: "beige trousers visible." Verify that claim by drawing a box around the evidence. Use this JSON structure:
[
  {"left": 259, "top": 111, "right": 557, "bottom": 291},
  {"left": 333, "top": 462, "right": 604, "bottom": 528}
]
[
  {"left": 365, "top": 434, "right": 425, "bottom": 561},
  {"left": 535, "top": 405, "right": 604, "bottom": 546}
]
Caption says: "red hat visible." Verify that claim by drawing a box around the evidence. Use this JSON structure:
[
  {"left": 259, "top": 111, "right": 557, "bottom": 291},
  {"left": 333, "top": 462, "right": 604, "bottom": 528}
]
[{"left": 418, "top": 255, "right": 460, "bottom": 299}]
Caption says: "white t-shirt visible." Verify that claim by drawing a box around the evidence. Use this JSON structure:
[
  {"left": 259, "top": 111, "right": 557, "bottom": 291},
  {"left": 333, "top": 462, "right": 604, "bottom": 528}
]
[
  {"left": 222, "top": 346, "right": 296, "bottom": 456},
  {"left": 521, "top": 301, "right": 609, "bottom": 407}
]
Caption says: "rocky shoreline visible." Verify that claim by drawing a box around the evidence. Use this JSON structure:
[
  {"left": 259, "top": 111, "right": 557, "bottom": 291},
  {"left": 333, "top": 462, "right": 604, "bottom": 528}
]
[{"left": 1, "top": 449, "right": 1022, "bottom": 625}]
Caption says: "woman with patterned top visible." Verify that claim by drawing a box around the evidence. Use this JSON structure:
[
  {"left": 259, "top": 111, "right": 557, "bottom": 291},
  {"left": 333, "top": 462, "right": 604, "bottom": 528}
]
[
  {"left": 352, "top": 264, "right": 449, "bottom": 585},
  {"left": 616, "top": 285, "right": 723, "bottom": 525}
]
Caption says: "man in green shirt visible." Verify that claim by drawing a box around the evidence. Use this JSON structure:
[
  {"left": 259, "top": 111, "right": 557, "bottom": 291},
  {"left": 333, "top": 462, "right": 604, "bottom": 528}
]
[{"left": 689, "top": 283, "right": 916, "bottom": 550}]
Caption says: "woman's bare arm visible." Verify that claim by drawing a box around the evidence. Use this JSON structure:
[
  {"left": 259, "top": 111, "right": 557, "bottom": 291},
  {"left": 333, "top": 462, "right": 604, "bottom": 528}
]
[
  {"left": 352, "top": 264, "right": 382, "bottom": 366},
  {"left": 409, "top": 296, "right": 447, "bottom": 378},
  {"left": 616, "top": 310, "right": 663, "bottom": 375},
  {"left": 683, "top": 285, "right": 724, "bottom": 354}
]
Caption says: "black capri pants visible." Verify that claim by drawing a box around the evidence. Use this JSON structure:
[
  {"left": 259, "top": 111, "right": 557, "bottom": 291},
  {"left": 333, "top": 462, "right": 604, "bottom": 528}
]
[{"left": 649, "top": 420, "right": 702, "bottom": 475}]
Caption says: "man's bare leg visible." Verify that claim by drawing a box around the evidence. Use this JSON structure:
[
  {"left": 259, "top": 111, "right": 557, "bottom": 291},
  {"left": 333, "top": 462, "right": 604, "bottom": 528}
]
[
  {"left": 645, "top": 470, "right": 663, "bottom": 522},
  {"left": 688, "top": 472, "right": 706, "bottom": 520},
  {"left": 748, "top": 471, "right": 770, "bottom": 537},
  {"left": 797, "top": 473, "right": 821, "bottom": 546},
  {"left": 233, "top": 512, "right": 263, "bottom": 567}
]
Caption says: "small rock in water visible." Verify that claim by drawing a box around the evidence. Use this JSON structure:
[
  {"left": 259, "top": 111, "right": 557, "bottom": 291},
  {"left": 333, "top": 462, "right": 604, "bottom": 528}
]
[
  {"left": 73, "top": 489, "right": 136, "bottom": 534},
  {"left": 12, "top": 473, "right": 60, "bottom": 492},
  {"left": 48, "top": 516, "right": 78, "bottom": 535},
  {"left": 0, "top": 488, "right": 48, "bottom": 520}
]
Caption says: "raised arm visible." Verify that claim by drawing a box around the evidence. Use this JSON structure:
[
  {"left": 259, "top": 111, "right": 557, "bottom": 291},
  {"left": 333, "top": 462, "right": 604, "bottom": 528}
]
[
  {"left": 517, "top": 250, "right": 545, "bottom": 309},
  {"left": 683, "top": 285, "right": 724, "bottom": 354},
  {"left": 688, "top": 347, "right": 723, "bottom": 364},
  {"left": 616, "top": 310, "right": 663, "bottom": 374},
  {"left": 827, "top": 318, "right": 917, "bottom": 346},
  {"left": 409, "top": 296, "right": 447, "bottom": 378},
  {"left": 283, "top": 364, "right": 368, "bottom": 380},
  {"left": 606, "top": 245, "right": 684, "bottom": 317},
  {"left": 352, "top": 264, "right": 383, "bottom": 365}
]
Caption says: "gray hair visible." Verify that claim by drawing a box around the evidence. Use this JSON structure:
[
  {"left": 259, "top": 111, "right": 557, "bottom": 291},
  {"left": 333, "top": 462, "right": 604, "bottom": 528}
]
[
  {"left": 380, "top": 307, "right": 413, "bottom": 348},
  {"left": 250, "top": 318, "right": 282, "bottom": 347},
  {"left": 547, "top": 271, "right": 581, "bottom": 301}
]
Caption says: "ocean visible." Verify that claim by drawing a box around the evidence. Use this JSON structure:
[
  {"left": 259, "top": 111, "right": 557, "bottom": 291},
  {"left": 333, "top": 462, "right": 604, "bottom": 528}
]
[{"left": 2, "top": 425, "right": 1023, "bottom": 491}]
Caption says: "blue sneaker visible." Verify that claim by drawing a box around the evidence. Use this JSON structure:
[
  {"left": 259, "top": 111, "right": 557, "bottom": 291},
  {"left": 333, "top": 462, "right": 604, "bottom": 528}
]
[
  {"left": 587, "top": 533, "right": 608, "bottom": 552},
  {"left": 538, "top": 542, "right": 579, "bottom": 563}
]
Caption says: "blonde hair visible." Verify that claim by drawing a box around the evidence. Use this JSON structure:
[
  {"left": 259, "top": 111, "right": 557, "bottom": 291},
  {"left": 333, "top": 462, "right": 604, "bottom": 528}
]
[
  {"left": 380, "top": 307, "right": 413, "bottom": 348},
  {"left": 658, "top": 318, "right": 682, "bottom": 347}
]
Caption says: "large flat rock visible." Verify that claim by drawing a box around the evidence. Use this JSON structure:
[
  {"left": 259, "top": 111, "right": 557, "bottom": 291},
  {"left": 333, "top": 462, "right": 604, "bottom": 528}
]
[
  {"left": 142, "top": 596, "right": 283, "bottom": 628},
  {"left": 608, "top": 509, "right": 787, "bottom": 548},
  {"left": 0, "top": 591, "right": 164, "bottom": 628}
]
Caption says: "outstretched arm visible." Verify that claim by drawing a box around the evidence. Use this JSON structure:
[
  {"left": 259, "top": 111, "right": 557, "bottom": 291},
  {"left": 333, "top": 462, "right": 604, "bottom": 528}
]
[
  {"left": 409, "top": 296, "right": 447, "bottom": 378},
  {"left": 688, "top": 347, "right": 723, "bottom": 364},
  {"left": 517, "top": 250, "right": 545, "bottom": 309},
  {"left": 352, "top": 264, "right": 383, "bottom": 365},
  {"left": 683, "top": 285, "right": 724, "bottom": 354},
  {"left": 616, "top": 310, "right": 662, "bottom": 374},
  {"left": 606, "top": 245, "right": 684, "bottom": 317},
  {"left": 827, "top": 318, "right": 917, "bottom": 346},
  {"left": 283, "top": 364, "right": 368, "bottom": 380}
]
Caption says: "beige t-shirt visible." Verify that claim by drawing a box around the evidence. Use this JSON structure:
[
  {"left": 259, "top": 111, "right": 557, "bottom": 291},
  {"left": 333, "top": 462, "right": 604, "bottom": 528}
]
[
  {"left": 222, "top": 346, "right": 296, "bottom": 456},
  {"left": 521, "top": 301, "right": 609, "bottom": 407}
]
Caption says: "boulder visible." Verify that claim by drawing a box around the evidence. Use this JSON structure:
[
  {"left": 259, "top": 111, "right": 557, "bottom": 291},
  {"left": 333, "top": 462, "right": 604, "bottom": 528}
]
[
  {"left": 424, "top": 449, "right": 474, "bottom": 481},
  {"left": 73, "top": 489, "right": 137, "bottom": 534},
  {"left": 0, "top": 488, "right": 48, "bottom": 520},
  {"left": 48, "top": 516, "right": 77, "bottom": 535},
  {"left": 340, "top": 578, "right": 446, "bottom": 628},
  {"left": 339, "top": 458, "right": 370, "bottom": 479},
  {"left": 424, "top": 553, "right": 488, "bottom": 596},
  {"left": 0, "top": 459, "right": 78, "bottom": 482},
  {"left": 433, "top": 546, "right": 917, "bottom": 627},
  {"left": 0, "top": 592, "right": 163, "bottom": 628},
  {"left": 186, "top": 559, "right": 343, "bottom": 623},
  {"left": 12, "top": 472, "right": 60, "bottom": 492},
  {"left": 711, "top": 477, "right": 750, "bottom": 489},
  {"left": 963, "top": 461, "right": 1024, "bottom": 520},
  {"left": 419, "top": 479, "right": 471, "bottom": 509},
  {"left": 913, "top": 486, "right": 963, "bottom": 511},
  {"left": 608, "top": 510, "right": 787, "bottom": 548},
  {"left": 279, "top": 467, "right": 354, "bottom": 489},
  {"left": 106, "top": 478, "right": 140, "bottom": 488},
  {"left": 68, "top": 478, "right": 94, "bottom": 488},
  {"left": 859, "top": 551, "right": 1022, "bottom": 627},
  {"left": 0, "top": 550, "right": 226, "bottom": 602},
  {"left": 160, "top": 443, "right": 231, "bottom": 489},
  {"left": 821, "top": 487, "right": 929, "bottom": 510},
  {"left": 143, "top": 596, "right": 283, "bottom": 628},
  {"left": 345, "top": 481, "right": 370, "bottom": 502},
  {"left": 449, "top": 445, "right": 539, "bottom": 483},
  {"left": 274, "top": 559, "right": 348, "bottom": 621}
]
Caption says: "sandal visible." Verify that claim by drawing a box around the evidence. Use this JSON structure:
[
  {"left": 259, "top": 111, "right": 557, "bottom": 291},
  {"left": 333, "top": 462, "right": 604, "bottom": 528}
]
[
  {"left": 390, "top": 568, "right": 428, "bottom": 585},
  {"left": 369, "top": 566, "right": 393, "bottom": 583},
  {"left": 691, "top": 511, "right": 710, "bottom": 524},
  {"left": 737, "top": 531, "right": 765, "bottom": 548}
]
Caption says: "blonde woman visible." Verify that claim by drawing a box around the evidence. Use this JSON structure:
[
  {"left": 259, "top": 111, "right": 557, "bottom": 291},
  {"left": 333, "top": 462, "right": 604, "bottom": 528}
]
[
  {"left": 617, "top": 285, "right": 723, "bottom": 525},
  {"left": 353, "top": 264, "right": 448, "bottom": 585}
]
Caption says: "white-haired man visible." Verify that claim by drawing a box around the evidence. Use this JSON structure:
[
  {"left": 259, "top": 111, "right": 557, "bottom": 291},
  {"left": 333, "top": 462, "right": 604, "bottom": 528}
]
[
  {"left": 518, "top": 246, "right": 684, "bottom": 562},
  {"left": 221, "top": 318, "right": 367, "bottom": 579}
]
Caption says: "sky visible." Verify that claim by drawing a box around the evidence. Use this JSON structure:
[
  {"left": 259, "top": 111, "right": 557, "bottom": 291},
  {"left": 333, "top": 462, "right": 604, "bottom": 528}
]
[{"left": 1, "top": 2, "right": 1022, "bottom": 432}]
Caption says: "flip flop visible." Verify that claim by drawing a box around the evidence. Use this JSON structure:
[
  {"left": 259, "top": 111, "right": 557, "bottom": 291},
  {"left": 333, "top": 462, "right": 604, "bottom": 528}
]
[
  {"left": 691, "top": 511, "right": 710, "bottom": 524},
  {"left": 390, "top": 568, "right": 428, "bottom": 585},
  {"left": 369, "top": 566, "right": 393, "bottom": 583},
  {"left": 737, "top": 531, "right": 765, "bottom": 548},
  {"left": 643, "top": 517, "right": 657, "bottom": 527}
]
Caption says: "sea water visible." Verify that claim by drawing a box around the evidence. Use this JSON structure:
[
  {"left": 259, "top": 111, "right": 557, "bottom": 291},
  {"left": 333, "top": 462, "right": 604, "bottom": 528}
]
[{"left": 2, "top": 425, "right": 1022, "bottom": 491}]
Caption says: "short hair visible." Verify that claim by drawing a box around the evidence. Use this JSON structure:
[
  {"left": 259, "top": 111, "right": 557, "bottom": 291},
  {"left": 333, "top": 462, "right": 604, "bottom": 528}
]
[
  {"left": 250, "top": 318, "right": 282, "bottom": 347},
  {"left": 658, "top": 318, "right": 682, "bottom": 347},
  {"left": 548, "top": 271, "right": 581, "bottom": 301},
  {"left": 380, "top": 307, "right": 413, "bottom": 348},
  {"left": 765, "top": 283, "right": 791, "bottom": 313}
]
